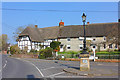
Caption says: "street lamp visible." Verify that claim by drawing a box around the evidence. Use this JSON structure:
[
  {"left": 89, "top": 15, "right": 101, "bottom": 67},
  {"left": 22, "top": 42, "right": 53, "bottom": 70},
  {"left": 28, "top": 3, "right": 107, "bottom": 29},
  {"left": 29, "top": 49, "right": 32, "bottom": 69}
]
[
  {"left": 79, "top": 13, "right": 90, "bottom": 71},
  {"left": 81, "top": 13, "right": 89, "bottom": 55}
]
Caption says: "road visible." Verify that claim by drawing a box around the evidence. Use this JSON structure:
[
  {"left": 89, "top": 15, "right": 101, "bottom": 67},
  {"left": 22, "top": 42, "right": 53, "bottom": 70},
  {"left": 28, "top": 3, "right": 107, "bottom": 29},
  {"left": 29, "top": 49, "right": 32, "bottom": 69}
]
[
  {"left": 2, "top": 54, "right": 42, "bottom": 78},
  {"left": 1, "top": 54, "right": 119, "bottom": 79}
]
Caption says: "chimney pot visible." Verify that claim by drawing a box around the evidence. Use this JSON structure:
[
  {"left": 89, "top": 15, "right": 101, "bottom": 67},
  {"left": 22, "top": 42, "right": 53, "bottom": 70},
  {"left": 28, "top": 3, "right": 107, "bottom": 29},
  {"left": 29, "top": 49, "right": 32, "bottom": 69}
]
[
  {"left": 35, "top": 25, "right": 37, "bottom": 28},
  {"left": 87, "top": 22, "right": 90, "bottom": 25},
  {"left": 59, "top": 20, "right": 64, "bottom": 27}
]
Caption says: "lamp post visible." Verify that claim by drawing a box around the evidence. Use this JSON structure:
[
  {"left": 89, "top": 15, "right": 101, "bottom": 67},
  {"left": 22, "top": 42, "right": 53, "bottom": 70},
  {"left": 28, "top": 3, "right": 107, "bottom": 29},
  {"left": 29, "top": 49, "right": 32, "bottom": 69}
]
[
  {"left": 79, "top": 13, "right": 90, "bottom": 71},
  {"left": 81, "top": 13, "right": 89, "bottom": 55}
]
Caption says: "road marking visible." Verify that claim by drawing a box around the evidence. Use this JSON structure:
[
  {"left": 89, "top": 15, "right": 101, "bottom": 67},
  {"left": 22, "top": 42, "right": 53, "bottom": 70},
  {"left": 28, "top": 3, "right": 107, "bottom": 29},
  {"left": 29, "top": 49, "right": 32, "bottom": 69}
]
[
  {"left": 30, "top": 63, "right": 44, "bottom": 77},
  {"left": 3, "top": 60, "right": 7, "bottom": 69},
  {"left": 41, "top": 67, "right": 55, "bottom": 70},
  {"left": 48, "top": 72, "right": 65, "bottom": 77},
  {"left": 20, "top": 59, "right": 44, "bottom": 77},
  {"left": 3, "top": 64, "right": 6, "bottom": 68}
]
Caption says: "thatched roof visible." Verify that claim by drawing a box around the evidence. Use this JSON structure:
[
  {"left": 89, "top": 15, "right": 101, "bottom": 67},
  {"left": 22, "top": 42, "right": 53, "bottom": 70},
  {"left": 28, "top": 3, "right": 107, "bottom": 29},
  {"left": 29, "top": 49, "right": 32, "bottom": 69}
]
[
  {"left": 19, "top": 22, "right": 119, "bottom": 42},
  {"left": 59, "top": 22, "right": 119, "bottom": 38},
  {"left": 39, "top": 26, "right": 59, "bottom": 39},
  {"left": 19, "top": 27, "right": 44, "bottom": 42}
]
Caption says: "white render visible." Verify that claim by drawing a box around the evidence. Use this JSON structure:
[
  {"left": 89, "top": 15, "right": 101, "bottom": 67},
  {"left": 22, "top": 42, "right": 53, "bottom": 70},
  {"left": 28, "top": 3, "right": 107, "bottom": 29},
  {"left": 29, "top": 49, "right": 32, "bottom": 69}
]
[{"left": 18, "top": 36, "right": 118, "bottom": 52}]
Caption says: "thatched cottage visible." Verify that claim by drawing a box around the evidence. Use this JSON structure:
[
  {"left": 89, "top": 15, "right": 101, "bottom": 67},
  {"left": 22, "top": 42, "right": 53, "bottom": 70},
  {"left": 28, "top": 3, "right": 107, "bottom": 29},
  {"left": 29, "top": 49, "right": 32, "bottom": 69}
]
[{"left": 18, "top": 21, "right": 119, "bottom": 52}]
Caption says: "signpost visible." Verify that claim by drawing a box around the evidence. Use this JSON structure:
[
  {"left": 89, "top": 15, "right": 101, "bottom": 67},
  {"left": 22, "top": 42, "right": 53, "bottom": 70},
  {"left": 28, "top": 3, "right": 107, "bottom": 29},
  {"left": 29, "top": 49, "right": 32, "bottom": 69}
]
[{"left": 92, "top": 48, "right": 96, "bottom": 61}]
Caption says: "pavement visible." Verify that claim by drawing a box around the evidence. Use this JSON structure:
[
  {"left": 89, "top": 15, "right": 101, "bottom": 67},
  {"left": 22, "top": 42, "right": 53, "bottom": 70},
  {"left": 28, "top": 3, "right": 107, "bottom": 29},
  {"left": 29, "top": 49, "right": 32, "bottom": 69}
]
[{"left": 1, "top": 54, "right": 119, "bottom": 79}]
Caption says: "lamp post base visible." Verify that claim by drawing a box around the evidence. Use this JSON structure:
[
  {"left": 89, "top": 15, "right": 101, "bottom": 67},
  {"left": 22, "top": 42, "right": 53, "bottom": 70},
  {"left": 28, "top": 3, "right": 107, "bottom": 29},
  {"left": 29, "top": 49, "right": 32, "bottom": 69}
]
[{"left": 80, "top": 50, "right": 89, "bottom": 58}]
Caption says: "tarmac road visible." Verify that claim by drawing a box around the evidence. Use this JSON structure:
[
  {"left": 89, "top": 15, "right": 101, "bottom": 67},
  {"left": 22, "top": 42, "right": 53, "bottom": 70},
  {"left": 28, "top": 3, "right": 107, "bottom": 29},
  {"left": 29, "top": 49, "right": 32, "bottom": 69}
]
[
  {"left": 2, "top": 54, "right": 42, "bottom": 78},
  {"left": 1, "top": 54, "right": 119, "bottom": 80}
]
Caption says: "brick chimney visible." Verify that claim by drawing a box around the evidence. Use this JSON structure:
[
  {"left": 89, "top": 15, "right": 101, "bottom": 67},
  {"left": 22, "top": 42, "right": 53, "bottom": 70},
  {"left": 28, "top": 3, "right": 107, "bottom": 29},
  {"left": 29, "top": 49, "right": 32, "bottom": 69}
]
[
  {"left": 35, "top": 25, "right": 38, "bottom": 28},
  {"left": 87, "top": 22, "right": 90, "bottom": 25},
  {"left": 59, "top": 20, "right": 64, "bottom": 27}
]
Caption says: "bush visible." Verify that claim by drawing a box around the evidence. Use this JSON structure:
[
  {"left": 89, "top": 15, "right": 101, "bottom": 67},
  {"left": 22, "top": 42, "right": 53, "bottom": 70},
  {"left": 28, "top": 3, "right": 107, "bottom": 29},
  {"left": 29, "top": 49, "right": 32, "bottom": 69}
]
[
  {"left": 10, "top": 44, "right": 21, "bottom": 54},
  {"left": 30, "top": 49, "right": 37, "bottom": 53},
  {"left": 39, "top": 47, "right": 53, "bottom": 59}
]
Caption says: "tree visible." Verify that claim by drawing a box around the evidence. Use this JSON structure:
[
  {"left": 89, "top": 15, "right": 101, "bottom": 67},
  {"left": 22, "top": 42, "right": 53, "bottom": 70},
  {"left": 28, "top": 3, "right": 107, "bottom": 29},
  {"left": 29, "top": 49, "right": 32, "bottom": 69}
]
[
  {"left": 50, "top": 41, "right": 61, "bottom": 51},
  {"left": 13, "top": 24, "right": 35, "bottom": 42},
  {"left": 106, "top": 25, "right": 118, "bottom": 45},
  {"left": 63, "top": 45, "right": 66, "bottom": 52},
  {"left": 13, "top": 26, "right": 25, "bottom": 41},
  {"left": 0, "top": 34, "right": 9, "bottom": 51},
  {"left": 106, "top": 25, "right": 119, "bottom": 51}
]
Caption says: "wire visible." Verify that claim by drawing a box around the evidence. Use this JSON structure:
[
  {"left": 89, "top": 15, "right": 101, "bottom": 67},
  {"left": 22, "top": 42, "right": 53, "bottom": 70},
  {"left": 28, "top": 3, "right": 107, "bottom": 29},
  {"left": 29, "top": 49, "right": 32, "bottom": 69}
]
[{"left": 0, "top": 8, "right": 119, "bottom": 12}]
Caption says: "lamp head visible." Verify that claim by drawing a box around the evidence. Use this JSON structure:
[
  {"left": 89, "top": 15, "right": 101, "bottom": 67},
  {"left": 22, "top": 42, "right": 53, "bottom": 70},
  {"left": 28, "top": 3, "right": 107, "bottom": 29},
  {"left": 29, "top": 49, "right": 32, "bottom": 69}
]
[{"left": 82, "top": 13, "right": 86, "bottom": 22}]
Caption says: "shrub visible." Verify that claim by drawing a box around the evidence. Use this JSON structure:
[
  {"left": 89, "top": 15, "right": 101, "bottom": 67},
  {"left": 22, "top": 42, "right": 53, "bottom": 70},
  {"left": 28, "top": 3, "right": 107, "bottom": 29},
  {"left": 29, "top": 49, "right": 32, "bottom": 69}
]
[
  {"left": 30, "top": 49, "right": 37, "bottom": 53},
  {"left": 10, "top": 44, "right": 21, "bottom": 54},
  {"left": 44, "top": 47, "right": 53, "bottom": 58},
  {"left": 39, "top": 47, "right": 53, "bottom": 59}
]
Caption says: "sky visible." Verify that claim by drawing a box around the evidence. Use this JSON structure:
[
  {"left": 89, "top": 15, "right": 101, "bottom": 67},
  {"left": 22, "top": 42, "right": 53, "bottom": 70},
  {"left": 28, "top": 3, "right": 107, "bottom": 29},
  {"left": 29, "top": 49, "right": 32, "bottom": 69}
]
[{"left": 2, "top": 2, "right": 119, "bottom": 44}]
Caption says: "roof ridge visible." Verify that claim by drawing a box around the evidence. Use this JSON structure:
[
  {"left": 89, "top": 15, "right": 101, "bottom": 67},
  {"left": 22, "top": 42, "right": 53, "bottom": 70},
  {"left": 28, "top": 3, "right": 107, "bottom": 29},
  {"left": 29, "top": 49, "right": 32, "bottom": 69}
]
[
  {"left": 40, "top": 26, "right": 58, "bottom": 29},
  {"left": 89, "top": 22, "right": 118, "bottom": 25}
]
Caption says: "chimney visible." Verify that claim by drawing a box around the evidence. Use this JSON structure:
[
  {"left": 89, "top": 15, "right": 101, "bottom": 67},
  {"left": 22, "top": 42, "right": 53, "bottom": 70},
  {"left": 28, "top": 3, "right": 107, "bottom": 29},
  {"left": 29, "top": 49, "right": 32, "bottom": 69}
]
[
  {"left": 59, "top": 20, "right": 64, "bottom": 27},
  {"left": 35, "top": 25, "right": 38, "bottom": 28},
  {"left": 87, "top": 22, "right": 90, "bottom": 25}
]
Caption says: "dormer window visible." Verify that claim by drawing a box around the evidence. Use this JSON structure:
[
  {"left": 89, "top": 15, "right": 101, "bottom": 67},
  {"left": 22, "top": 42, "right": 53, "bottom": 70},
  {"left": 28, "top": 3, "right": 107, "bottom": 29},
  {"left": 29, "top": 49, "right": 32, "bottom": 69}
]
[
  {"left": 103, "top": 36, "right": 106, "bottom": 40},
  {"left": 67, "top": 38, "right": 70, "bottom": 41},
  {"left": 78, "top": 37, "right": 83, "bottom": 41},
  {"left": 93, "top": 39, "right": 96, "bottom": 41}
]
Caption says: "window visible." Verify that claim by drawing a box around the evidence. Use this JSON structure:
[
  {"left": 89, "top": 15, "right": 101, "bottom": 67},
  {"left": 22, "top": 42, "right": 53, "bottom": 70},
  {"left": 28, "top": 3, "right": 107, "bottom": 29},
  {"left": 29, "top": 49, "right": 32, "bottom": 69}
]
[
  {"left": 93, "top": 39, "right": 96, "bottom": 41},
  {"left": 67, "top": 45, "right": 71, "bottom": 49},
  {"left": 79, "top": 39, "right": 83, "bottom": 41},
  {"left": 23, "top": 36, "right": 27, "bottom": 40},
  {"left": 80, "top": 47, "right": 83, "bottom": 49},
  {"left": 104, "top": 44, "right": 106, "bottom": 49},
  {"left": 103, "top": 36, "right": 106, "bottom": 40},
  {"left": 109, "top": 44, "right": 112, "bottom": 48},
  {"left": 60, "top": 45, "right": 63, "bottom": 48},
  {"left": 67, "top": 47, "right": 71, "bottom": 49},
  {"left": 78, "top": 37, "right": 83, "bottom": 41},
  {"left": 67, "top": 38, "right": 70, "bottom": 41},
  {"left": 93, "top": 46, "right": 96, "bottom": 48},
  {"left": 79, "top": 44, "right": 83, "bottom": 50}
]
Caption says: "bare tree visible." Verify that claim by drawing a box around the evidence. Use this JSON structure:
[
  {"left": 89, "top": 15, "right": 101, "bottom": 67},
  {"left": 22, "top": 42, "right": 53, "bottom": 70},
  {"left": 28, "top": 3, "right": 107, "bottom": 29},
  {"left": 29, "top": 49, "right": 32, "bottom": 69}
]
[
  {"left": 0, "top": 34, "right": 9, "bottom": 51},
  {"left": 106, "top": 25, "right": 119, "bottom": 50},
  {"left": 13, "top": 24, "right": 35, "bottom": 42},
  {"left": 13, "top": 26, "right": 25, "bottom": 41}
]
